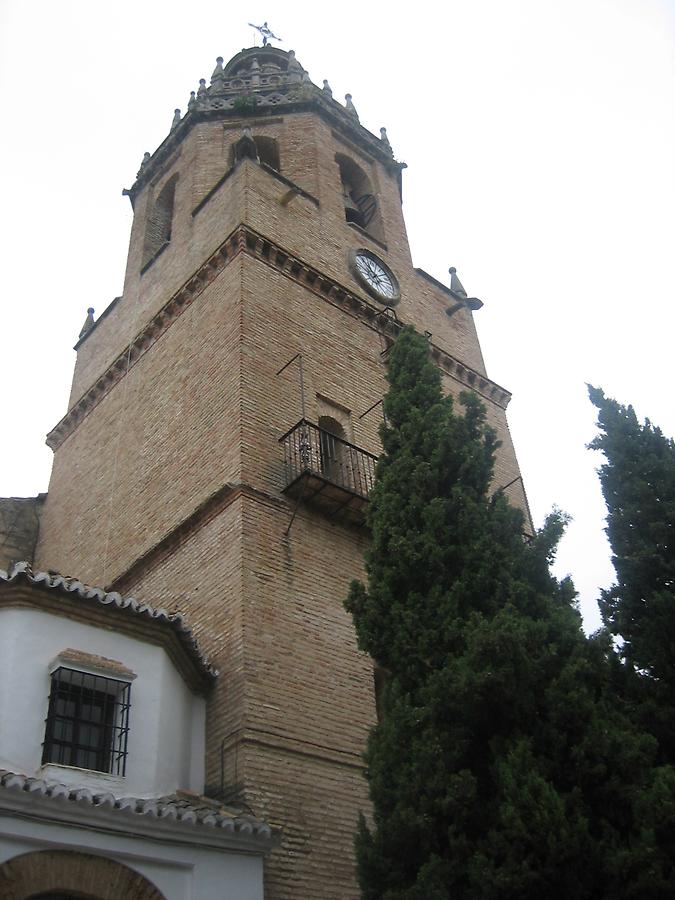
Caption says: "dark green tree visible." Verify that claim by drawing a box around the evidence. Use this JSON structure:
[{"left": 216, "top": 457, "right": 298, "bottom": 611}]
[
  {"left": 588, "top": 386, "right": 675, "bottom": 681},
  {"left": 588, "top": 386, "right": 675, "bottom": 761},
  {"left": 345, "top": 328, "right": 673, "bottom": 899}
]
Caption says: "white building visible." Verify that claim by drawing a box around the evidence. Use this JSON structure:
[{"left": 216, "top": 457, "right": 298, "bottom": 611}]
[{"left": 0, "top": 562, "right": 277, "bottom": 899}]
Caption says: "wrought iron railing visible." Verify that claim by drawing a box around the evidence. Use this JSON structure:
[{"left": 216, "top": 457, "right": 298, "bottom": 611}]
[{"left": 279, "top": 419, "right": 378, "bottom": 499}]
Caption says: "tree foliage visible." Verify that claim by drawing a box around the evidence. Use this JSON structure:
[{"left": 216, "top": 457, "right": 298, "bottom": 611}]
[
  {"left": 588, "top": 386, "right": 675, "bottom": 681},
  {"left": 345, "top": 328, "right": 674, "bottom": 899},
  {"left": 589, "top": 386, "right": 675, "bottom": 762}
]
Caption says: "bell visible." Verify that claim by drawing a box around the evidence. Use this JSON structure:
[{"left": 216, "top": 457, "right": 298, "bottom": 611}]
[{"left": 343, "top": 188, "right": 364, "bottom": 227}]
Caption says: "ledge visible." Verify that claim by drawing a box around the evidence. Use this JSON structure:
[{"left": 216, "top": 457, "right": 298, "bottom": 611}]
[
  {"left": 192, "top": 159, "right": 319, "bottom": 219},
  {"left": 347, "top": 221, "right": 387, "bottom": 252}
]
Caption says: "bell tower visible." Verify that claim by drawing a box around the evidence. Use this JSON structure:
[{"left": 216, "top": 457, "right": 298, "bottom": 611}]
[{"left": 35, "top": 46, "right": 530, "bottom": 899}]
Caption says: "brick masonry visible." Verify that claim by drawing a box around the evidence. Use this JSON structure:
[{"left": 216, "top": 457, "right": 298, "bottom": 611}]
[
  {"left": 0, "top": 496, "right": 43, "bottom": 570},
  {"left": 34, "top": 61, "right": 532, "bottom": 899},
  {"left": 0, "top": 849, "right": 164, "bottom": 899}
]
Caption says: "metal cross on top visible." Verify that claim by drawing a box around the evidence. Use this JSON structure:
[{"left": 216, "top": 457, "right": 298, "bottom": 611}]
[{"left": 248, "top": 21, "right": 281, "bottom": 45}]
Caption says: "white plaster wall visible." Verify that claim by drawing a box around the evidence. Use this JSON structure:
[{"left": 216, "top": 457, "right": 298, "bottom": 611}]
[
  {"left": 0, "top": 814, "right": 265, "bottom": 900},
  {"left": 0, "top": 607, "right": 205, "bottom": 797}
]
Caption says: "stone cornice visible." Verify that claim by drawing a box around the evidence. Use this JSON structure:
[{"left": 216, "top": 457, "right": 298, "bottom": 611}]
[{"left": 47, "top": 225, "right": 511, "bottom": 452}]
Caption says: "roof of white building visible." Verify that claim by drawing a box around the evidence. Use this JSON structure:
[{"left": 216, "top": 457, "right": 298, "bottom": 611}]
[
  {"left": 0, "top": 769, "right": 279, "bottom": 852},
  {"left": 0, "top": 561, "right": 217, "bottom": 687}
]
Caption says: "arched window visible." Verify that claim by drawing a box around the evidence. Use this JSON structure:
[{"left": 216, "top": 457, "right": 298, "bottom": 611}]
[
  {"left": 335, "top": 153, "right": 382, "bottom": 241},
  {"left": 231, "top": 134, "right": 280, "bottom": 172},
  {"left": 142, "top": 173, "right": 178, "bottom": 268}
]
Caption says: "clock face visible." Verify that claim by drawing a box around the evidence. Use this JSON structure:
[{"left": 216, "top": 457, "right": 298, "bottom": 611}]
[{"left": 350, "top": 250, "right": 400, "bottom": 304}]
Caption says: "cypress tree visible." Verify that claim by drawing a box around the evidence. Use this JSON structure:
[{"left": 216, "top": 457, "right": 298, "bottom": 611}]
[
  {"left": 588, "top": 386, "right": 675, "bottom": 761},
  {"left": 346, "top": 328, "right": 672, "bottom": 899},
  {"left": 588, "top": 386, "right": 675, "bottom": 682}
]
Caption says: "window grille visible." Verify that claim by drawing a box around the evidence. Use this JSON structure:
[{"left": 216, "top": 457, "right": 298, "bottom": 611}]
[{"left": 42, "top": 667, "right": 131, "bottom": 775}]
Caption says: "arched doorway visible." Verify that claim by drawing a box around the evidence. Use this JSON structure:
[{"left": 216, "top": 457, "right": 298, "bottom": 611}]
[{"left": 0, "top": 850, "right": 166, "bottom": 900}]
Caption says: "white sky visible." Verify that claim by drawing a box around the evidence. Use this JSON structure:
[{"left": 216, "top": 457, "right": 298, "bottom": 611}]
[{"left": 1, "top": 0, "right": 673, "bottom": 631}]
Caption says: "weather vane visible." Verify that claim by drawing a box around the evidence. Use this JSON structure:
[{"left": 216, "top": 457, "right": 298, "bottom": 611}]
[{"left": 248, "top": 21, "right": 281, "bottom": 46}]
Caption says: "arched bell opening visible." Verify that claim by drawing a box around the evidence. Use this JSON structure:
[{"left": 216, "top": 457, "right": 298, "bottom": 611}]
[
  {"left": 142, "top": 173, "right": 178, "bottom": 267},
  {"left": 335, "top": 153, "right": 383, "bottom": 242},
  {"left": 232, "top": 134, "right": 281, "bottom": 172},
  {"left": 254, "top": 136, "right": 280, "bottom": 171}
]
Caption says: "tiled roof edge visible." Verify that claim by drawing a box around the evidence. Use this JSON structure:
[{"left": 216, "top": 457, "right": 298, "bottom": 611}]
[
  {"left": 0, "top": 562, "right": 218, "bottom": 683},
  {"left": 0, "top": 769, "right": 276, "bottom": 843}
]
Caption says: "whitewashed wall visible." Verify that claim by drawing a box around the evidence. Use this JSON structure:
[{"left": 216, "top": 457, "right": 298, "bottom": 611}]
[{"left": 0, "top": 607, "right": 205, "bottom": 797}]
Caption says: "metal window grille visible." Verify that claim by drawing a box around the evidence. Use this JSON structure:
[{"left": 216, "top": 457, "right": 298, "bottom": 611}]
[{"left": 42, "top": 667, "right": 131, "bottom": 775}]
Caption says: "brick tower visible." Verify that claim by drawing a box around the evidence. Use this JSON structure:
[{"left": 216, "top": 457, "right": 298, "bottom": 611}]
[{"left": 34, "top": 46, "right": 530, "bottom": 899}]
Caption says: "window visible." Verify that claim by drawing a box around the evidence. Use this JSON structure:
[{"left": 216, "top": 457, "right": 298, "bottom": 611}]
[
  {"left": 42, "top": 668, "right": 131, "bottom": 775},
  {"left": 318, "top": 415, "right": 347, "bottom": 483},
  {"left": 142, "top": 173, "right": 178, "bottom": 268},
  {"left": 254, "top": 136, "right": 280, "bottom": 171},
  {"left": 335, "top": 153, "right": 383, "bottom": 241},
  {"left": 231, "top": 133, "right": 280, "bottom": 171}
]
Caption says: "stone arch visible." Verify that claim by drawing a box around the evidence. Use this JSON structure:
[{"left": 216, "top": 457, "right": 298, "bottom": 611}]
[
  {"left": 0, "top": 850, "right": 166, "bottom": 900},
  {"left": 231, "top": 134, "right": 280, "bottom": 171},
  {"left": 335, "top": 153, "right": 383, "bottom": 241}
]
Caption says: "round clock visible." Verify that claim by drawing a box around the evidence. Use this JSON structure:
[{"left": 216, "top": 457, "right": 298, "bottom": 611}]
[{"left": 349, "top": 249, "right": 400, "bottom": 305}]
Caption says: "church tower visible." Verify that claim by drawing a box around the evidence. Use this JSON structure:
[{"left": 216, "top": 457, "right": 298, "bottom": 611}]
[{"left": 34, "top": 47, "right": 529, "bottom": 899}]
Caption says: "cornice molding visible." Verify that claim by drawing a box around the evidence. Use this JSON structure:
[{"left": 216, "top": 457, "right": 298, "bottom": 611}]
[{"left": 47, "top": 226, "right": 511, "bottom": 451}]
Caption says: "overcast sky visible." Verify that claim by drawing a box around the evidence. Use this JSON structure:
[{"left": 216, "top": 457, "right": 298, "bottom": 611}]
[{"left": 1, "top": 0, "right": 673, "bottom": 630}]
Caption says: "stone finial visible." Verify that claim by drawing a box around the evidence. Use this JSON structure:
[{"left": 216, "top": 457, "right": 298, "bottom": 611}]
[
  {"left": 137, "top": 152, "right": 151, "bottom": 178},
  {"left": 287, "top": 50, "right": 302, "bottom": 72},
  {"left": 380, "top": 127, "right": 393, "bottom": 153},
  {"left": 187, "top": 90, "right": 197, "bottom": 111},
  {"left": 170, "top": 109, "right": 181, "bottom": 132},
  {"left": 250, "top": 57, "right": 261, "bottom": 87},
  {"left": 78, "top": 308, "right": 95, "bottom": 340},
  {"left": 322, "top": 80, "right": 332, "bottom": 98},
  {"left": 345, "top": 94, "right": 359, "bottom": 121},
  {"left": 447, "top": 267, "right": 484, "bottom": 313},
  {"left": 286, "top": 50, "right": 303, "bottom": 83},
  {"left": 211, "top": 56, "right": 224, "bottom": 83},
  {"left": 197, "top": 78, "right": 207, "bottom": 97},
  {"left": 449, "top": 266, "right": 467, "bottom": 298}
]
